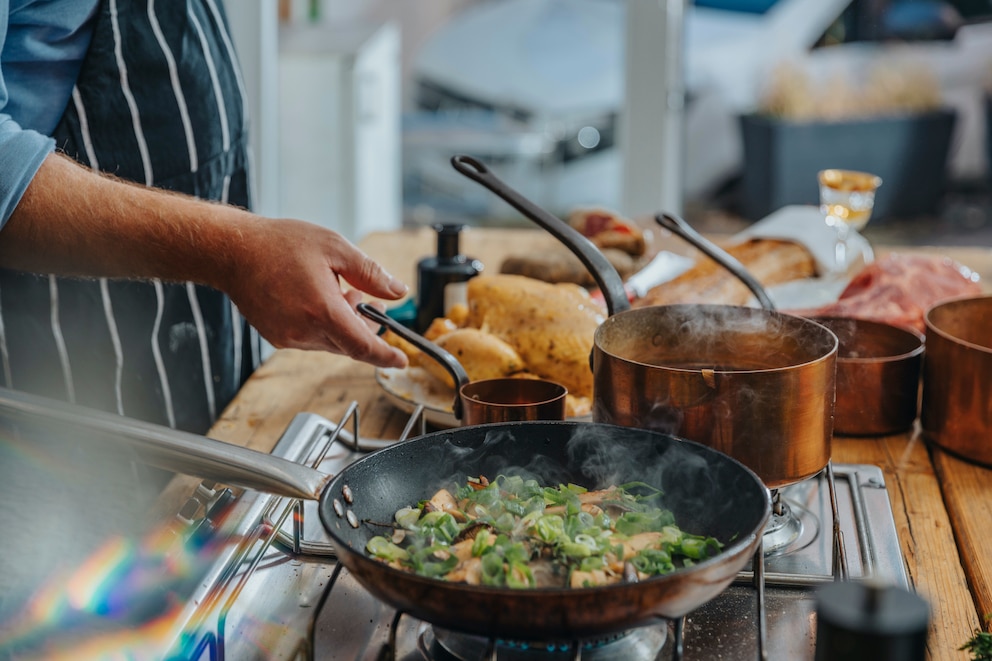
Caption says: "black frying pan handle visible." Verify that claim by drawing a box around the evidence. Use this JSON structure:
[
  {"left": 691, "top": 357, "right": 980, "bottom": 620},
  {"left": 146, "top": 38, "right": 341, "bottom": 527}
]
[
  {"left": 358, "top": 303, "right": 467, "bottom": 421},
  {"left": 451, "top": 155, "right": 631, "bottom": 316},
  {"left": 655, "top": 213, "right": 776, "bottom": 312}
]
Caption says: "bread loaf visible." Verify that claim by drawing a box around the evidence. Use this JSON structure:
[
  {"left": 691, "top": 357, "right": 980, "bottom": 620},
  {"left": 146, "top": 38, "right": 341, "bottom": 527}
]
[{"left": 633, "top": 238, "right": 816, "bottom": 308}]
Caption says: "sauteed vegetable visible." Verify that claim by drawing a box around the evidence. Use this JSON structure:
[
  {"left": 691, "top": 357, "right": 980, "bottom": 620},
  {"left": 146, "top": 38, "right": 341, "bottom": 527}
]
[{"left": 365, "top": 475, "right": 722, "bottom": 589}]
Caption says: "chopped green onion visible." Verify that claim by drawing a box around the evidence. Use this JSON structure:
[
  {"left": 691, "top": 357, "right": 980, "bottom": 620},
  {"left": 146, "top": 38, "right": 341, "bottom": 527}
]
[
  {"left": 366, "top": 476, "right": 725, "bottom": 587},
  {"left": 366, "top": 536, "right": 410, "bottom": 562},
  {"left": 394, "top": 506, "right": 421, "bottom": 530}
]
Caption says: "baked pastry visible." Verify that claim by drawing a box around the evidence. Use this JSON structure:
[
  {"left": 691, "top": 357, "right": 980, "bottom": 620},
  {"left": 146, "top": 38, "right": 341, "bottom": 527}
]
[{"left": 634, "top": 238, "right": 817, "bottom": 307}]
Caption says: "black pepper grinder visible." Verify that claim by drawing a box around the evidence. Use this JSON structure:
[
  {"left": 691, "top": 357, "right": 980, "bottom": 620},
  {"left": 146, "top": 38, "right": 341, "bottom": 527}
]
[
  {"left": 815, "top": 580, "right": 929, "bottom": 661},
  {"left": 415, "top": 224, "right": 483, "bottom": 333}
]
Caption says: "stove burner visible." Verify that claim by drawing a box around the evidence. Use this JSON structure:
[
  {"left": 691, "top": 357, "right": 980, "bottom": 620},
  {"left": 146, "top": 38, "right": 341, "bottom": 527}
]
[
  {"left": 763, "top": 495, "right": 820, "bottom": 556},
  {"left": 425, "top": 625, "right": 668, "bottom": 660}
]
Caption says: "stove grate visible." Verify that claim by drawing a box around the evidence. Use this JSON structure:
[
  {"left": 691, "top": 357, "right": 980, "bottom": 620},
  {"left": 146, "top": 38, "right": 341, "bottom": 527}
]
[{"left": 162, "top": 404, "right": 907, "bottom": 661}]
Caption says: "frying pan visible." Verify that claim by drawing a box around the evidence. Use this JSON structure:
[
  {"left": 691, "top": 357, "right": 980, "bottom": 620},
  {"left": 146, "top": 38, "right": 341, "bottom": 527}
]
[
  {"left": 0, "top": 387, "right": 770, "bottom": 640},
  {"left": 450, "top": 155, "right": 837, "bottom": 489}
]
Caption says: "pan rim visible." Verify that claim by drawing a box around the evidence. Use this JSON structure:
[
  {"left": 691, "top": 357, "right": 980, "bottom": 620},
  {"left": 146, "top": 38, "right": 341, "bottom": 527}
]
[
  {"left": 319, "top": 420, "right": 771, "bottom": 597},
  {"left": 812, "top": 315, "right": 926, "bottom": 363},
  {"left": 925, "top": 294, "right": 992, "bottom": 353},
  {"left": 595, "top": 304, "right": 839, "bottom": 373}
]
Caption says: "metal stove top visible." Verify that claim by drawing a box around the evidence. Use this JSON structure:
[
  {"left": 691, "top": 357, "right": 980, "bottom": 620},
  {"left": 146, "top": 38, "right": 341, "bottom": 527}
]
[{"left": 162, "top": 410, "right": 909, "bottom": 661}]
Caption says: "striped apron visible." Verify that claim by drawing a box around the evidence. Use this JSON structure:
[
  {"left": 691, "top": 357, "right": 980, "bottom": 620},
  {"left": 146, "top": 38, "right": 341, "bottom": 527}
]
[{"left": 0, "top": 0, "right": 260, "bottom": 434}]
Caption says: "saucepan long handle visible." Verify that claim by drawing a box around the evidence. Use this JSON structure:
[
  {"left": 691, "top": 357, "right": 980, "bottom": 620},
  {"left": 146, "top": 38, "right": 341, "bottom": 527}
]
[
  {"left": 655, "top": 212, "right": 777, "bottom": 312},
  {"left": 358, "top": 302, "right": 467, "bottom": 421},
  {"left": 0, "top": 386, "right": 331, "bottom": 501},
  {"left": 450, "top": 154, "right": 631, "bottom": 316}
]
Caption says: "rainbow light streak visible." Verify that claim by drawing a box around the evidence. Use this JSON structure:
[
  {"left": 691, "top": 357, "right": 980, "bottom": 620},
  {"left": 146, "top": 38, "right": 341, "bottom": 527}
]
[{"left": 0, "top": 521, "right": 236, "bottom": 659}]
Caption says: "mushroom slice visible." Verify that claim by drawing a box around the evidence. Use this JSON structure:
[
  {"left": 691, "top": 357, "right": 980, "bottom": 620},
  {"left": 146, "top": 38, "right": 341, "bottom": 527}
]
[
  {"left": 452, "top": 521, "right": 496, "bottom": 545},
  {"left": 423, "top": 488, "right": 467, "bottom": 522}
]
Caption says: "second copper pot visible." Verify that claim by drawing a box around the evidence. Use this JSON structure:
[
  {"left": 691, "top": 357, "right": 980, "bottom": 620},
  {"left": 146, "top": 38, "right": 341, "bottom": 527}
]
[
  {"left": 812, "top": 316, "right": 925, "bottom": 436},
  {"left": 921, "top": 295, "right": 992, "bottom": 466},
  {"left": 591, "top": 305, "right": 838, "bottom": 490}
]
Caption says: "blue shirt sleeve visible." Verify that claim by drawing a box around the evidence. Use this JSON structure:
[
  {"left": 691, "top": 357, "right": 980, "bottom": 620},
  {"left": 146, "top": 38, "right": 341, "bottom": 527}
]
[
  {"left": 0, "top": 115, "right": 54, "bottom": 230},
  {"left": 0, "top": 0, "right": 90, "bottom": 230}
]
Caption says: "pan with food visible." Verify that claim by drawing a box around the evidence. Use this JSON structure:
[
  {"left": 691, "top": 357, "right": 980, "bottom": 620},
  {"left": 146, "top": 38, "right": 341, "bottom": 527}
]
[
  {"left": 0, "top": 388, "right": 770, "bottom": 641},
  {"left": 451, "top": 155, "right": 837, "bottom": 490}
]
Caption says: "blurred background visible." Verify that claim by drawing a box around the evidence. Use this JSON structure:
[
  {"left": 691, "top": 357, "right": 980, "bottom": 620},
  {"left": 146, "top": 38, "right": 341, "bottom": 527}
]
[{"left": 228, "top": 0, "right": 992, "bottom": 248}]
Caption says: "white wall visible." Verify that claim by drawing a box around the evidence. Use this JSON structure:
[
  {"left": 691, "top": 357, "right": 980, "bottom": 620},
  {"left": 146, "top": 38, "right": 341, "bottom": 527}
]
[
  {"left": 228, "top": 1, "right": 414, "bottom": 240},
  {"left": 277, "top": 21, "right": 402, "bottom": 242}
]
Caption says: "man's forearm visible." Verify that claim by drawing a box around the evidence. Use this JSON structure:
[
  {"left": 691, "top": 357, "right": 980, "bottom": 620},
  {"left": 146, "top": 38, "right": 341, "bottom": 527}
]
[
  {"left": 0, "top": 152, "right": 246, "bottom": 289},
  {"left": 0, "top": 151, "right": 410, "bottom": 366}
]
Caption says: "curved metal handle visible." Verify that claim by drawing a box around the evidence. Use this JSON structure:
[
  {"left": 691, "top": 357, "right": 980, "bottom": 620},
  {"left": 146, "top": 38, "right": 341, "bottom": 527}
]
[
  {"left": 358, "top": 303, "right": 467, "bottom": 420},
  {"left": 655, "top": 213, "right": 776, "bottom": 311},
  {"left": 450, "top": 155, "right": 630, "bottom": 316},
  {"left": 0, "top": 386, "right": 331, "bottom": 501}
]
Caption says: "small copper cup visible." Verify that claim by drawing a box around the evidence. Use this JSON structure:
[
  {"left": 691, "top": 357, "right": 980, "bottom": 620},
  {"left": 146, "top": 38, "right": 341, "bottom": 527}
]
[
  {"left": 921, "top": 295, "right": 992, "bottom": 465},
  {"left": 460, "top": 378, "right": 567, "bottom": 425},
  {"left": 813, "top": 317, "right": 925, "bottom": 436}
]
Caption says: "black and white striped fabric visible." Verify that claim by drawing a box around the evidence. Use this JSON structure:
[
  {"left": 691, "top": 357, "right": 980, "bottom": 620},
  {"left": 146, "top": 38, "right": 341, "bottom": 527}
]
[{"left": 0, "top": 0, "right": 260, "bottom": 434}]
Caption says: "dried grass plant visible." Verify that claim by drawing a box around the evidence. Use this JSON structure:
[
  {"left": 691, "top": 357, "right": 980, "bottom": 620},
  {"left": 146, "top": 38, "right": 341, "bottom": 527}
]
[{"left": 758, "top": 59, "right": 942, "bottom": 121}]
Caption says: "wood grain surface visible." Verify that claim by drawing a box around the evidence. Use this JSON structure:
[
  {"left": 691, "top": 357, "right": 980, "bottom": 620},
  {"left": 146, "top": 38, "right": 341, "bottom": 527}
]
[{"left": 152, "top": 226, "right": 992, "bottom": 659}]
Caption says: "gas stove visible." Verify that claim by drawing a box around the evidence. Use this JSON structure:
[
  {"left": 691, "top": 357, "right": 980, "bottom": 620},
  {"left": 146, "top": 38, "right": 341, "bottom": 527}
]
[{"left": 25, "top": 407, "right": 909, "bottom": 660}]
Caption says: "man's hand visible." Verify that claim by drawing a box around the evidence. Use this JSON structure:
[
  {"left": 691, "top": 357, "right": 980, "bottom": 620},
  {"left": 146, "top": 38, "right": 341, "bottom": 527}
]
[
  {"left": 0, "top": 152, "right": 410, "bottom": 369},
  {"left": 219, "top": 217, "right": 410, "bottom": 368}
]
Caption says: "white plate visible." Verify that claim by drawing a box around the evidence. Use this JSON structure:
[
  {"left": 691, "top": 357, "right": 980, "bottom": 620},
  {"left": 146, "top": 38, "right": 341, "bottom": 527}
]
[
  {"left": 765, "top": 277, "right": 852, "bottom": 311},
  {"left": 735, "top": 204, "right": 871, "bottom": 310},
  {"left": 376, "top": 366, "right": 461, "bottom": 428},
  {"left": 736, "top": 204, "right": 873, "bottom": 277}
]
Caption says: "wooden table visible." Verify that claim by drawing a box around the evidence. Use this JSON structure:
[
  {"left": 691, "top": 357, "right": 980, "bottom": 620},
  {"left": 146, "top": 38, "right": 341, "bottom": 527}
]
[{"left": 154, "top": 227, "right": 992, "bottom": 660}]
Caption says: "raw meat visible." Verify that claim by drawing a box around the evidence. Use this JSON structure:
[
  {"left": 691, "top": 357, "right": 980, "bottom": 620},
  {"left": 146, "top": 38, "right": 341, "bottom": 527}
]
[{"left": 790, "top": 253, "right": 983, "bottom": 332}]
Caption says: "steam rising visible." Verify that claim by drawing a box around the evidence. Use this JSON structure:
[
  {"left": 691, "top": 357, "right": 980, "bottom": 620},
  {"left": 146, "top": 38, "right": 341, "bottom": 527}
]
[
  {"left": 599, "top": 305, "right": 837, "bottom": 370},
  {"left": 419, "top": 422, "right": 762, "bottom": 540},
  {"left": 427, "top": 427, "right": 572, "bottom": 493}
]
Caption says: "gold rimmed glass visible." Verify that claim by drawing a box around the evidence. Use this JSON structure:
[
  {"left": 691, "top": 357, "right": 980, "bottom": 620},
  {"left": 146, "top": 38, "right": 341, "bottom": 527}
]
[{"left": 818, "top": 169, "right": 882, "bottom": 273}]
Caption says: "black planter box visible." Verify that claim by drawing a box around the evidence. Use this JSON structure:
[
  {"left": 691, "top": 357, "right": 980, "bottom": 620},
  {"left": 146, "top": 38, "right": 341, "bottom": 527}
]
[{"left": 739, "top": 108, "right": 957, "bottom": 222}]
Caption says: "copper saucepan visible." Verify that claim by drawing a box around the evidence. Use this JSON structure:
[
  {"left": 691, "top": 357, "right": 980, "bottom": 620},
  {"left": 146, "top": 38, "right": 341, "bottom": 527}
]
[
  {"left": 813, "top": 316, "right": 925, "bottom": 436},
  {"left": 450, "top": 155, "right": 838, "bottom": 489},
  {"left": 358, "top": 303, "right": 567, "bottom": 425},
  {"left": 921, "top": 294, "right": 992, "bottom": 465}
]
